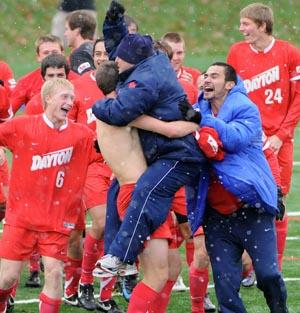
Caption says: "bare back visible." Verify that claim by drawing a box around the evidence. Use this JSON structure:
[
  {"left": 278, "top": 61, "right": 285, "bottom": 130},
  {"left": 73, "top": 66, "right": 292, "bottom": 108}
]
[{"left": 96, "top": 120, "right": 147, "bottom": 185}]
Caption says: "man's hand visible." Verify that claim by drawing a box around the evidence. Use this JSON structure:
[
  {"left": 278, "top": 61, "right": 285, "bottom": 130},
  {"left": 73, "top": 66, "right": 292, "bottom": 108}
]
[
  {"left": 179, "top": 98, "right": 201, "bottom": 124},
  {"left": 180, "top": 70, "right": 193, "bottom": 84},
  {"left": 268, "top": 135, "right": 283, "bottom": 155},
  {"left": 106, "top": 1, "right": 125, "bottom": 21},
  {"left": 276, "top": 186, "right": 285, "bottom": 221}
]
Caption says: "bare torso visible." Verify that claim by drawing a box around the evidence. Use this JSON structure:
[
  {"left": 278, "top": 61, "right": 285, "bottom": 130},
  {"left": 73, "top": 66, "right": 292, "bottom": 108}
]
[{"left": 96, "top": 120, "right": 147, "bottom": 185}]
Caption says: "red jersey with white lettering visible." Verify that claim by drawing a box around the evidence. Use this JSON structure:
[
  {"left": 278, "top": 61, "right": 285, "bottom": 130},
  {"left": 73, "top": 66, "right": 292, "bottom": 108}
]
[
  {"left": 70, "top": 71, "right": 112, "bottom": 178},
  {"left": 69, "top": 71, "right": 105, "bottom": 131},
  {"left": 227, "top": 39, "right": 300, "bottom": 141},
  {"left": 0, "top": 60, "right": 16, "bottom": 93},
  {"left": 0, "top": 114, "right": 95, "bottom": 234},
  {"left": 11, "top": 67, "right": 79, "bottom": 114}
]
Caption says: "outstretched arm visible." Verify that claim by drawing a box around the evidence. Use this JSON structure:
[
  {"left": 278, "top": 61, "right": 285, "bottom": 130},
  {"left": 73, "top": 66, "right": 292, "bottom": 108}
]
[{"left": 130, "top": 115, "right": 198, "bottom": 138}]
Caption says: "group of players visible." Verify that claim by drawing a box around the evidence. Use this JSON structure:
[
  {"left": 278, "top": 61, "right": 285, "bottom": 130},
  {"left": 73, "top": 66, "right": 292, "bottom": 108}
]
[{"left": 0, "top": 1, "right": 299, "bottom": 313}]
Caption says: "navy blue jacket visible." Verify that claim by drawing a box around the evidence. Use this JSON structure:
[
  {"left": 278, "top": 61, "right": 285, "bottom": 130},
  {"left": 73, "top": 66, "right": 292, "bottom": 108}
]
[{"left": 92, "top": 51, "right": 205, "bottom": 164}]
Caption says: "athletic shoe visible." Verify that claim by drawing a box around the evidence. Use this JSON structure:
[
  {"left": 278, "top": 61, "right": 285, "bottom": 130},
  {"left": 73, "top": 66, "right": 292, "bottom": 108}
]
[
  {"left": 204, "top": 293, "right": 216, "bottom": 312},
  {"left": 78, "top": 283, "right": 96, "bottom": 310},
  {"left": 172, "top": 275, "right": 189, "bottom": 292},
  {"left": 120, "top": 273, "right": 138, "bottom": 302},
  {"left": 6, "top": 296, "right": 14, "bottom": 313},
  {"left": 25, "top": 271, "right": 41, "bottom": 288},
  {"left": 95, "top": 254, "right": 124, "bottom": 276},
  {"left": 94, "top": 256, "right": 138, "bottom": 277},
  {"left": 96, "top": 299, "right": 124, "bottom": 313},
  {"left": 241, "top": 270, "right": 256, "bottom": 287},
  {"left": 63, "top": 293, "right": 79, "bottom": 307}
]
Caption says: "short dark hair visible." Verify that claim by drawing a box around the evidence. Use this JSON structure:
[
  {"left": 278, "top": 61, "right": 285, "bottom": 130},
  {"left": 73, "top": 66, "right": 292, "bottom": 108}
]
[
  {"left": 124, "top": 15, "right": 139, "bottom": 32},
  {"left": 41, "top": 54, "right": 70, "bottom": 78},
  {"left": 95, "top": 61, "right": 119, "bottom": 95},
  {"left": 66, "top": 10, "right": 96, "bottom": 40},
  {"left": 211, "top": 62, "right": 237, "bottom": 84}
]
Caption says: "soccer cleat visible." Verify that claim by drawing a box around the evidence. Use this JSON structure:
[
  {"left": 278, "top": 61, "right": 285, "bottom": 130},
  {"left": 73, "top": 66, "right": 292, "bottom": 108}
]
[
  {"left": 172, "top": 275, "right": 189, "bottom": 292},
  {"left": 25, "top": 271, "right": 41, "bottom": 288},
  {"left": 78, "top": 283, "right": 96, "bottom": 310},
  {"left": 63, "top": 293, "right": 79, "bottom": 307},
  {"left": 96, "top": 299, "right": 124, "bottom": 313},
  {"left": 241, "top": 270, "right": 256, "bottom": 288},
  {"left": 120, "top": 273, "right": 138, "bottom": 302},
  {"left": 95, "top": 254, "right": 124, "bottom": 276},
  {"left": 204, "top": 293, "right": 216, "bottom": 312},
  {"left": 6, "top": 296, "right": 14, "bottom": 313}
]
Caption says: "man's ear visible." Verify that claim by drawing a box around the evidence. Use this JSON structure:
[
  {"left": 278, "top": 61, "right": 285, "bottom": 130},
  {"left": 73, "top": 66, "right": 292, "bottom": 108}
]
[{"left": 225, "top": 81, "right": 235, "bottom": 91}]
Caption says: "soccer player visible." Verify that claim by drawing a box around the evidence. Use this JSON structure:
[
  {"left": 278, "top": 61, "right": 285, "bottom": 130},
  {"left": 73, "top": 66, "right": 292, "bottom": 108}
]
[
  {"left": 181, "top": 62, "right": 288, "bottom": 313},
  {"left": 0, "top": 78, "right": 96, "bottom": 313},
  {"left": 161, "top": 32, "right": 201, "bottom": 89},
  {"left": 65, "top": 38, "right": 117, "bottom": 311},
  {"left": 0, "top": 60, "right": 16, "bottom": 94},
  {"left": 227, "top": 2, "right": 300, "bottom": 276},
  {"left": 10, "top": 34, "right": 78, "bottom": 114},
  {"left": 25, "top": 54, "right": 71, "bottom": 115},
  {"left": 64, "top": 10, "right": 96, "bottom": 75},
  {"left": 94, "top": 58, "right": 202, "bottom": 313}
]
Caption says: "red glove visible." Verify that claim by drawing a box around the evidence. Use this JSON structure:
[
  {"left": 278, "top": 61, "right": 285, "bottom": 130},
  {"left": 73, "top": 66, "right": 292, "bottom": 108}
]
[{"left": 196, "top": 126, "right": 225, "bottom": 160}]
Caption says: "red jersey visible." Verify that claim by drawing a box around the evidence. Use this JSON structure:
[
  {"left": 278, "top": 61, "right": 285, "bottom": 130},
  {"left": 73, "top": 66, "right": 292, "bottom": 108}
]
[
  {"left": 11, "top": 67, "right": 79, "bottom": 114},
  {"left": 0, "top": 85, "right": 12, "bottom": 121},
  {"left": 0, "top": 60, "right": 16, "bottom": 93},
  {"left": 178, "top": 65, "right": 201, "bottom": 88},
  {"left": 179, "top": 79, "right": 199, "bottom": 104},
  {"left": 0, "top": 114, "right": 95, "bottom": 234},
  {"left": 69, "top": 71, "right": 111, "bottom": 178},
  {"left": 227, "top": 39, "right": 300, "bottom": 141}
]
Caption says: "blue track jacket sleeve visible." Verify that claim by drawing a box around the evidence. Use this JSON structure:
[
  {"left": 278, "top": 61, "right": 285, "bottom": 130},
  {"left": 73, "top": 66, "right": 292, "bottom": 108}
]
[{"left": 93, "top": 78, "right": 159, "bottom": 126}]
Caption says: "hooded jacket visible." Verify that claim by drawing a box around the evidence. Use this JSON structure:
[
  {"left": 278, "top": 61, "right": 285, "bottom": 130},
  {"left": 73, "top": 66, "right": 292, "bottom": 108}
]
[{"left": 187, "top": 79, "right": 278, "bottom": 233}]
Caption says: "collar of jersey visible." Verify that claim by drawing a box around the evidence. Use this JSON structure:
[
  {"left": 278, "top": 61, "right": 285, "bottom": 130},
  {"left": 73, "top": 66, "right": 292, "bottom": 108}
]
[
  {"left": 43, "top": 113, "right": 68, "bottom": 131},
  {"left": 250, "top": 37, "right": 275, "bottom": 54}
]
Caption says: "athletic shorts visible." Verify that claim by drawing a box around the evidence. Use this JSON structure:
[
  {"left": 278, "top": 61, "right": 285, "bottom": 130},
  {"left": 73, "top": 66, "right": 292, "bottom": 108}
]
[
  {"left": 0, "top": 225, "right": 69, "bottom": 261},
  {"left": 277, "top": 139, "right": 293, "bottom": 194},
  {"left": 171, "top": 187, "right": 187, "bottom": 216},
  {"left": 82, "top": 162, "right": 112, "bottom": 209},
  {"left": 117, "top": 183, "right": 172, "bottom": 241}
]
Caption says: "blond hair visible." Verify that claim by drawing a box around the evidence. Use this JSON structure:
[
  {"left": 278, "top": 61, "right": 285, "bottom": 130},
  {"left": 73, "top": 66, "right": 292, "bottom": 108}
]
[
  {"left": 240, "top": 3, "right": 274, "bottom": 35},
  {"left": 41, "top": 78, "right": 74, "bottom": 109},
  {"left": 161, "top": 32, "right": 185, "bottom": 47}
]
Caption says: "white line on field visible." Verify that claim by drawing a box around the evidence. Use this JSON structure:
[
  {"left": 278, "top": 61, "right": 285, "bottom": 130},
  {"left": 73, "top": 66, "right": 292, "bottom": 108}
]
[
  {"left": 294, "top": 161, "right": 300, "bottom": 166},
  {"left": 287, "top": 212, "right": 300, "bottom": 216},
  {"left": 12, "top": 277, "right": 300, "bottom": 305}
]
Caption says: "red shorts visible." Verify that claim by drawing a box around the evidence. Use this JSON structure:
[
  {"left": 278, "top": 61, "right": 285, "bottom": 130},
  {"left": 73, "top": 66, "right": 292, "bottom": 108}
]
[
  {"left": 83, "top": 162, "right": 111, "bottom": 209},
  {"left": 194, "top": 226, "right": 204, "bottom": 237},
  {"left": 277, "top": 139, "right": 293, "bottom": 194},
  {"left": 171, "top": 187, "right": 187, "bottom": 216},
  {"left": 0, "top": 225, "right": 69, "bottom": 261},
  {"left": 117, "top": 183, "right": 172, "bottom": 241}
]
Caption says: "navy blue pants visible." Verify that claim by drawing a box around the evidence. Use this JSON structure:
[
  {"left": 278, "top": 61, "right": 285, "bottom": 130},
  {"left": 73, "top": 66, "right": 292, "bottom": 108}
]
[
  {"left": 203, "top": 206, "right": 288, "bottom": 313},
  {"left": 104, "top": 159, "right": 203, "bottom": 263}
]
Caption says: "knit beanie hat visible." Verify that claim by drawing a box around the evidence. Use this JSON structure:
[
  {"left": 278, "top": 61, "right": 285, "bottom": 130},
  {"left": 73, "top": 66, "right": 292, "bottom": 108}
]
[{"left": 116, "top": 33, "right": 154, "bottom": 64}]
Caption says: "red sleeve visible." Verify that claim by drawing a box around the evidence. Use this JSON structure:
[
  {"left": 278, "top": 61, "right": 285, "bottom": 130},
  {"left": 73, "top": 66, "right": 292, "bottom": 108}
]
[
  {"left": 227, "top": 45, "right": 237, "bottom": 69},
  {"left": 24, "top": 94, "right": 44, "bottom": 115},
  {"left": 264, "top": 146, "right": 281, "bottom": 186},
  {"left": 10, "top": 75, "right": 30, "bottom": 113},
  {"left": 0, "top": 117, "right": 18, "bottom": 150},
  {"left": 276, "top": 44, "right": 300, "bottom": 141},
  {"left": 68, "top": 98, "right": 81, "bottom": 121},
  {"left": 0, "top": 85, "right": 12, "bottom": 121}
]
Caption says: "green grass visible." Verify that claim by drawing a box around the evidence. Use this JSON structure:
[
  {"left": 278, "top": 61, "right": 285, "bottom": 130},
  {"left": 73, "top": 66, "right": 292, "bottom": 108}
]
[{"left": 0, "top": 0, "right": 299, "bottom": 311}]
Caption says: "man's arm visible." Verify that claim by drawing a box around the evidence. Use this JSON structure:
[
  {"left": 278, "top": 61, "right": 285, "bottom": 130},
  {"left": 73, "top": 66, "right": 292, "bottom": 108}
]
[
  {"left": 130, "top": 115, "right": 198, "bottom": 138},
  {"left": 103, "top": 1, "right": 127, "bottom": 59},
  {"left": 0, "top": 85, "right": 13, "bottom": 122}
]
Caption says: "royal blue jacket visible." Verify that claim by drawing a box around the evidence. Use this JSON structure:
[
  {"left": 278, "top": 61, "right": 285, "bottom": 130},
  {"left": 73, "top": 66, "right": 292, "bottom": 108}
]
[{"left": 187, "top": 80, "right": 278, "bottom": 233}]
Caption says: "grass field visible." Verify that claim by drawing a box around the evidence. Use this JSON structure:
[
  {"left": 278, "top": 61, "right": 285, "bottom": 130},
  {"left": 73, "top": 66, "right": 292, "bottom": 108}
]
[{"left": 0, "top": 0, "right": 299, "bottom": 312}]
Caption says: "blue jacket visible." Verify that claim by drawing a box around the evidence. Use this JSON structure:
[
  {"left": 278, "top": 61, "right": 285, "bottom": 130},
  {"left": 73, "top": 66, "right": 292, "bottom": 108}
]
[{"left": 187, "top": 79, "right": 278, "bottom": 233}]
